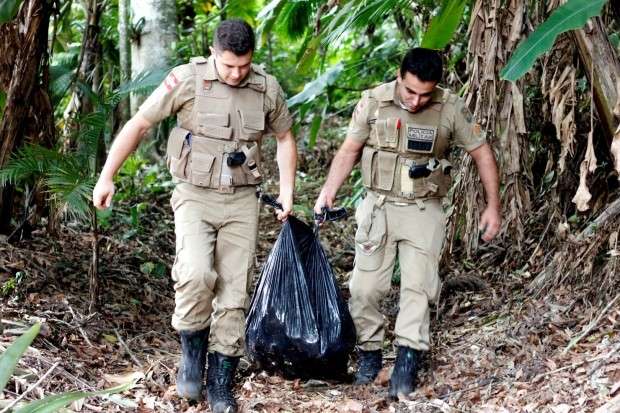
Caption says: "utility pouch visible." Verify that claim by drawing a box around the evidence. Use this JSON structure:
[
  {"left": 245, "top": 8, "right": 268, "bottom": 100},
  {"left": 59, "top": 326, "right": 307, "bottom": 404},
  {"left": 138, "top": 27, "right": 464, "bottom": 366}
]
[
  {"left": 166, "top": 127, "right": 191, "bottom": 179},
  {"left": 239, "top": 109, "right": 265, "bottom": 141},
  {"left": 373, "top": 117, "right": 400, "bottom": 149}
]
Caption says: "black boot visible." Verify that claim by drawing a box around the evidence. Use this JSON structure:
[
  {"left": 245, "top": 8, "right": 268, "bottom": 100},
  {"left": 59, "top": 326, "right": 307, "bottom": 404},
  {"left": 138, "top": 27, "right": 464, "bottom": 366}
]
[
  {"left": 207, "top": 352, "right": 240, "bottom": 413},
  {"left": 354, "top": 349, "right": 382, "bottom": 385},
  {"left": 388, "top": 346, "right": 420, "bottom": 400},
  {"left": 176, "top": 329, "right": 209, "bottom": 401}
]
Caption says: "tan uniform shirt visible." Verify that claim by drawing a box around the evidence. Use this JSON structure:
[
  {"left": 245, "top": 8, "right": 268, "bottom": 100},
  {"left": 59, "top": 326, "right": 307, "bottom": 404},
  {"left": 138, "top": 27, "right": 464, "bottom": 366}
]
[
  {"left": 137, "top": 56, "right": 293, "bottom": 135},
  {"left": 347, "top": 84, "right": 486, "bottom": 152}
]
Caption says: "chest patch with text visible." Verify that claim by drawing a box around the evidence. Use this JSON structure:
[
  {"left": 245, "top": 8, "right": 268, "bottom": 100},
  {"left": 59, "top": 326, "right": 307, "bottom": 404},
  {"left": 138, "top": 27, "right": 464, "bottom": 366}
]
[{"left": 406, "top": 125, "right": 436, "bottom": 153}]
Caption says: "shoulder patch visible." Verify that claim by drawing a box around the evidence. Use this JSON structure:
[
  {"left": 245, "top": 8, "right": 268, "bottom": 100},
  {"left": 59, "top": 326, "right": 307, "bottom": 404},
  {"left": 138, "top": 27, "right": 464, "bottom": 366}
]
[{"left": 164, "top": 72, "right": 180, "bottom": 92}]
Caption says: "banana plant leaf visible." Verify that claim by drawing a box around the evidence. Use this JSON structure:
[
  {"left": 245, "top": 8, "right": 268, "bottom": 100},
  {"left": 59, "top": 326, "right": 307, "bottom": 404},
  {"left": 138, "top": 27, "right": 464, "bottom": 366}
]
[
  {"left": 421, "top": 0, "right": 469, "bottom": 50},
  {"left": 501, "top": 0, "right": 608, "bottom": 82}
]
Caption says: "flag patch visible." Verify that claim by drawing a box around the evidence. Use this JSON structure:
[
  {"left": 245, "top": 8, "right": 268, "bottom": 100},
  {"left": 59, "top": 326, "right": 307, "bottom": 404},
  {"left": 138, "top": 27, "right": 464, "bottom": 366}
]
[{"left": 164, "top": 72, "right": 179, "bottom": 92}]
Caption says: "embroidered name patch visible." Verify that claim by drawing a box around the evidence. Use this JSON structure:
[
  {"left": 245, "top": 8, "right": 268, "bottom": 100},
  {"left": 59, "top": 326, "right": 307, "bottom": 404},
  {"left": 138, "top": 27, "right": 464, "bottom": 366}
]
[{"left": 406, "top": 124, "right": 436, "bottom": 153}]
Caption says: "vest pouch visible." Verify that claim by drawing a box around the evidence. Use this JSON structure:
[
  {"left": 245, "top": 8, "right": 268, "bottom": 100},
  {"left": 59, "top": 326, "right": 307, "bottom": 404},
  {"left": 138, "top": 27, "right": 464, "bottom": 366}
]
[
  {"left": 188, "top": 134, "right": 220, "bottom": 188},
  {"left": 166, "top": 127, "right": 191, "bottom": 180},
  {"left": 354, "top": 194, "right": 387, "bottom": 272},
  {"left": 376, "top": 151, "right": 398, "bottom": 191},
  {"left": 373, "top": 118, "right": 399, "bottom": 149},
  {"left": 239, "top": 109, "right": 265, "bottom": 141},
  {"left": 189, "top": 152, "right": 216, "bottom": 187},
  {"left": 240, "top": 143, "right": 262, "bottom": 185},
  {"left": 196, "top": 112, "right": 233, "bottom": 141},
  {"left": 360, "top": 146, "right": 377, "bottom": 188}
]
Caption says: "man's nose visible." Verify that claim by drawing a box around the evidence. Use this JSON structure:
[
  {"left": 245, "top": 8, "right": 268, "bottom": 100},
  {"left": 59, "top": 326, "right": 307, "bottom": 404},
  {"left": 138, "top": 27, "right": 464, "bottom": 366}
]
[
  {"left": 232, "top": 68, "right": 241, "bottom": 78},
  {"left": 411, "top": 95, "right": 420, "bottom": 107}
]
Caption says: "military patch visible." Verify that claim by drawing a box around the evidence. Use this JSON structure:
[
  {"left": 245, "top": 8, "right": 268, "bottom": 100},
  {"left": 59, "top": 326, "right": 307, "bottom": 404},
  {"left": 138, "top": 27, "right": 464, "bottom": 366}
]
[
  {"left": 406, "top": 124, "right": 436, "bottom": 153},
  {"left": 164, "top": 72, "right": 179, "bottom": 92},
  {"left": 460, "top": 104, "right": 473, "bottom": 123}
]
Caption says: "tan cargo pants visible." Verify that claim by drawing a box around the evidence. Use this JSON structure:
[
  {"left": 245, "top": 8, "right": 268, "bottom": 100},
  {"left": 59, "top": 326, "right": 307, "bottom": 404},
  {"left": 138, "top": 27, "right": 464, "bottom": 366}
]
[
  {"left": 349, "top": 190, "right": 445, "bottom": 351},
  {"left": 170, "top": 182, "right": 259, "bottom": 357}
]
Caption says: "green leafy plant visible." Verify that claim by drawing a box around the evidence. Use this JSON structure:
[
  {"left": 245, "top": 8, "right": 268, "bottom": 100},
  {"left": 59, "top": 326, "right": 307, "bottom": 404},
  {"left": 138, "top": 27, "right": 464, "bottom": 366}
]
[
  {"left": 501, "top": 0, "right": 608, "bottom": 82},
  {"left": 421, "top": 0, "right": 468, "bottom": 50},
  {"left": 0, "top": 323, "right": 135, "bottom": 412},
  {"left": 0, "top": 0, "right": 24, "bottom": 24}
]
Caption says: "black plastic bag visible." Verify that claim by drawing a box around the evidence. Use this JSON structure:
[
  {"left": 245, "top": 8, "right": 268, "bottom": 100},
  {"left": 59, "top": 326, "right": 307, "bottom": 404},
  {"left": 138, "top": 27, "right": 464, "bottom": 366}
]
[{"left": 246, "top": 215, "right": 356, "bottom": 379}]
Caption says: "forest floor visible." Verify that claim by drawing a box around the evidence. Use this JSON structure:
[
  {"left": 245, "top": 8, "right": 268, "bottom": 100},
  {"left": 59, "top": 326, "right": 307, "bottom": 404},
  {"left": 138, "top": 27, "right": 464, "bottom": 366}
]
[{"left": 0, "top": 138, "right": 619, "bottom": 413}]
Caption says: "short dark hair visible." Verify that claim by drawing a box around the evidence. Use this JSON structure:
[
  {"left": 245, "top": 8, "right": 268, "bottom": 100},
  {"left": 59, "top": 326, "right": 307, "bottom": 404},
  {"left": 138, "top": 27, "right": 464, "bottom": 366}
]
[
  {"left": 400, "top": 48, "right": 443, "bottom": 83},
  {"left": 214, "top": 19, "right": 255, "bottom": 55}
]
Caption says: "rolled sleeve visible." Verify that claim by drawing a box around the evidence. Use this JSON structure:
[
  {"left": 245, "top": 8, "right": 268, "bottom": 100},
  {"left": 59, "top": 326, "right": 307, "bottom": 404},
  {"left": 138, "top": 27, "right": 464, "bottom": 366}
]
[
  {"left": 346, "top": 92, "right": 372, "bottom": 144},
  {"left": 137, "top": 64, "right": 195, "bottom": 125},
  {"left": 452, "top": 98, "right": 486, "bottom": 151},
  {"left": 265, "top": 77, "right": 294, "bottom": 135}
]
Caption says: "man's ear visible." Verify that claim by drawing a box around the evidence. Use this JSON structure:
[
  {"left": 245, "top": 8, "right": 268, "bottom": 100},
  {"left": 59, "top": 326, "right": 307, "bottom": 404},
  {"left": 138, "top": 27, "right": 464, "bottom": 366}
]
[
  {"left": 209, "top": 46, "right": 216, "bottom": 56},
  {"left": 396, "top": 69, "right": 402, "bottom": 82}
]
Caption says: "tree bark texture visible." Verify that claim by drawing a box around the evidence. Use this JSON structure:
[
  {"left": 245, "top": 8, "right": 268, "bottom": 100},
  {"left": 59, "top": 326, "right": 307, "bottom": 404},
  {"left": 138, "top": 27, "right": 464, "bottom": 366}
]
[
  {"left": 571, "top": 17, "right": 620, "bottom": 144},
  {"left": 130, "top": 0, "right": 177, "bottom": 114},
  {"left": 118, "top": 0, "right": 131, "bottom": 124},
  {"left": 0, "top": 0, "right": 54, "bottom": 233}
]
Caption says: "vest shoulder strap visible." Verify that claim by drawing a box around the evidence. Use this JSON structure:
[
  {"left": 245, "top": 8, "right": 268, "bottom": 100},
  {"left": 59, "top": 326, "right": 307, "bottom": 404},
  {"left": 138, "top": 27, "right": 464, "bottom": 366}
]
[
  {"left": 190, "top": 56, "right": 208, "bottom": 64},
  {"left": 369, "top": 81, "right": 396, "bottom": 102}
]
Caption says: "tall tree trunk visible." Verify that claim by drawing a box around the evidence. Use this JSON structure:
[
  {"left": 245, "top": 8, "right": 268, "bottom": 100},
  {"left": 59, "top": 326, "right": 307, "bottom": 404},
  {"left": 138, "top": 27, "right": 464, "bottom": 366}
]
[
  {"left": 129, "top": 0, "right": 177, "bottom": 115},
  {"left": 118, "top": 0, "right": 131, "bottom": 124},
  {"left": 0, "top": 0, "right": 54, "bottom": 234}
]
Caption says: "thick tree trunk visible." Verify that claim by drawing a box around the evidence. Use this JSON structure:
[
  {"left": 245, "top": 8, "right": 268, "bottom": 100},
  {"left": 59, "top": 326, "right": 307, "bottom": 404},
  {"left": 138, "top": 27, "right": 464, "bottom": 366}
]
[
  {"left": 129, "top": 0, "right": 177, "bottom": 114},
  {"left": 571, "top": 17, "right": 620, "bottom": 144},
  {"left": 0, "top": 0, "right": 53, "bottom": 233}
]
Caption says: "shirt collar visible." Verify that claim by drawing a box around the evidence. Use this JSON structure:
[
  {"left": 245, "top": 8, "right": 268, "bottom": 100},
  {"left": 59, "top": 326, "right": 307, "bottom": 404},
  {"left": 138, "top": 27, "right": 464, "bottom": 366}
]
[{"left": 205, "top": 55, "right": 261, "bottom": 89}]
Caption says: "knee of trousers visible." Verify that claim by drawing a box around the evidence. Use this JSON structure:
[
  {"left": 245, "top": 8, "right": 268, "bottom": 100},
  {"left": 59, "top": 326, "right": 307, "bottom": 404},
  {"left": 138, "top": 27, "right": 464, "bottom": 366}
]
[
  {"left": 172, "top": 260, "right": 216, "bottom": 295},
  {"left": 349, "top": 277, "right": 385, "bottom": 309}
]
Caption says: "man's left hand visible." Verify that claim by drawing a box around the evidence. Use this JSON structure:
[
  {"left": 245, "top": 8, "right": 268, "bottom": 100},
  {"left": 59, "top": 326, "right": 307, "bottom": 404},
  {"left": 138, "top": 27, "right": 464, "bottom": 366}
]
[
  {"left": 276, "top": 194, "right": 293, "bottom": 222},
  {"left": 479, "top": 205, "right": 501, "bottom": 242}
]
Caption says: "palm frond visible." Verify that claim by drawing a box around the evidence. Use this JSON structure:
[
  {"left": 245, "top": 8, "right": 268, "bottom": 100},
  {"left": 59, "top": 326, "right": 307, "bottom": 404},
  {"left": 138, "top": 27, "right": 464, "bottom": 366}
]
[
  {"left": 275, "top": 1, "right": 312, "bottom": 40},
  {"left": 109, "top": 67, "right": 170, "bottom": 106},
  {"left": 322, "top": 0, "right": 413, "bottom": 46},
  {"left": 46, "top": 159, "right": 95, "bottom": 223},
  {"left": 0, "top": 145, "right": 62, "bottom": 186}
]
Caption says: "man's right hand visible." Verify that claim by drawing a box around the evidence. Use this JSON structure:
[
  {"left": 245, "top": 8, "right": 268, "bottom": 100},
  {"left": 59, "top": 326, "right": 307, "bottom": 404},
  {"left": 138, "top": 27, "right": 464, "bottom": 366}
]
[
  {"left": 313, "top": 189, "right": 335, "bottom": 215},
  {"left": 93, "top": 178, "right": 115, "bottom": 209}
]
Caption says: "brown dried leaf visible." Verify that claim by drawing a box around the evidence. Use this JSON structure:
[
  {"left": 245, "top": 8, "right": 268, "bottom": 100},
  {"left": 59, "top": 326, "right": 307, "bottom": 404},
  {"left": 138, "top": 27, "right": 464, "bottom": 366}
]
[
  {"left": 337, "top": 399, "right": 364, "bottom": 413},
  {"left": 611, "top": 126, "right": 620, "bottom": 176},
  {"left": 572, "top": 162, "right": 592, "bottom": 212}
]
